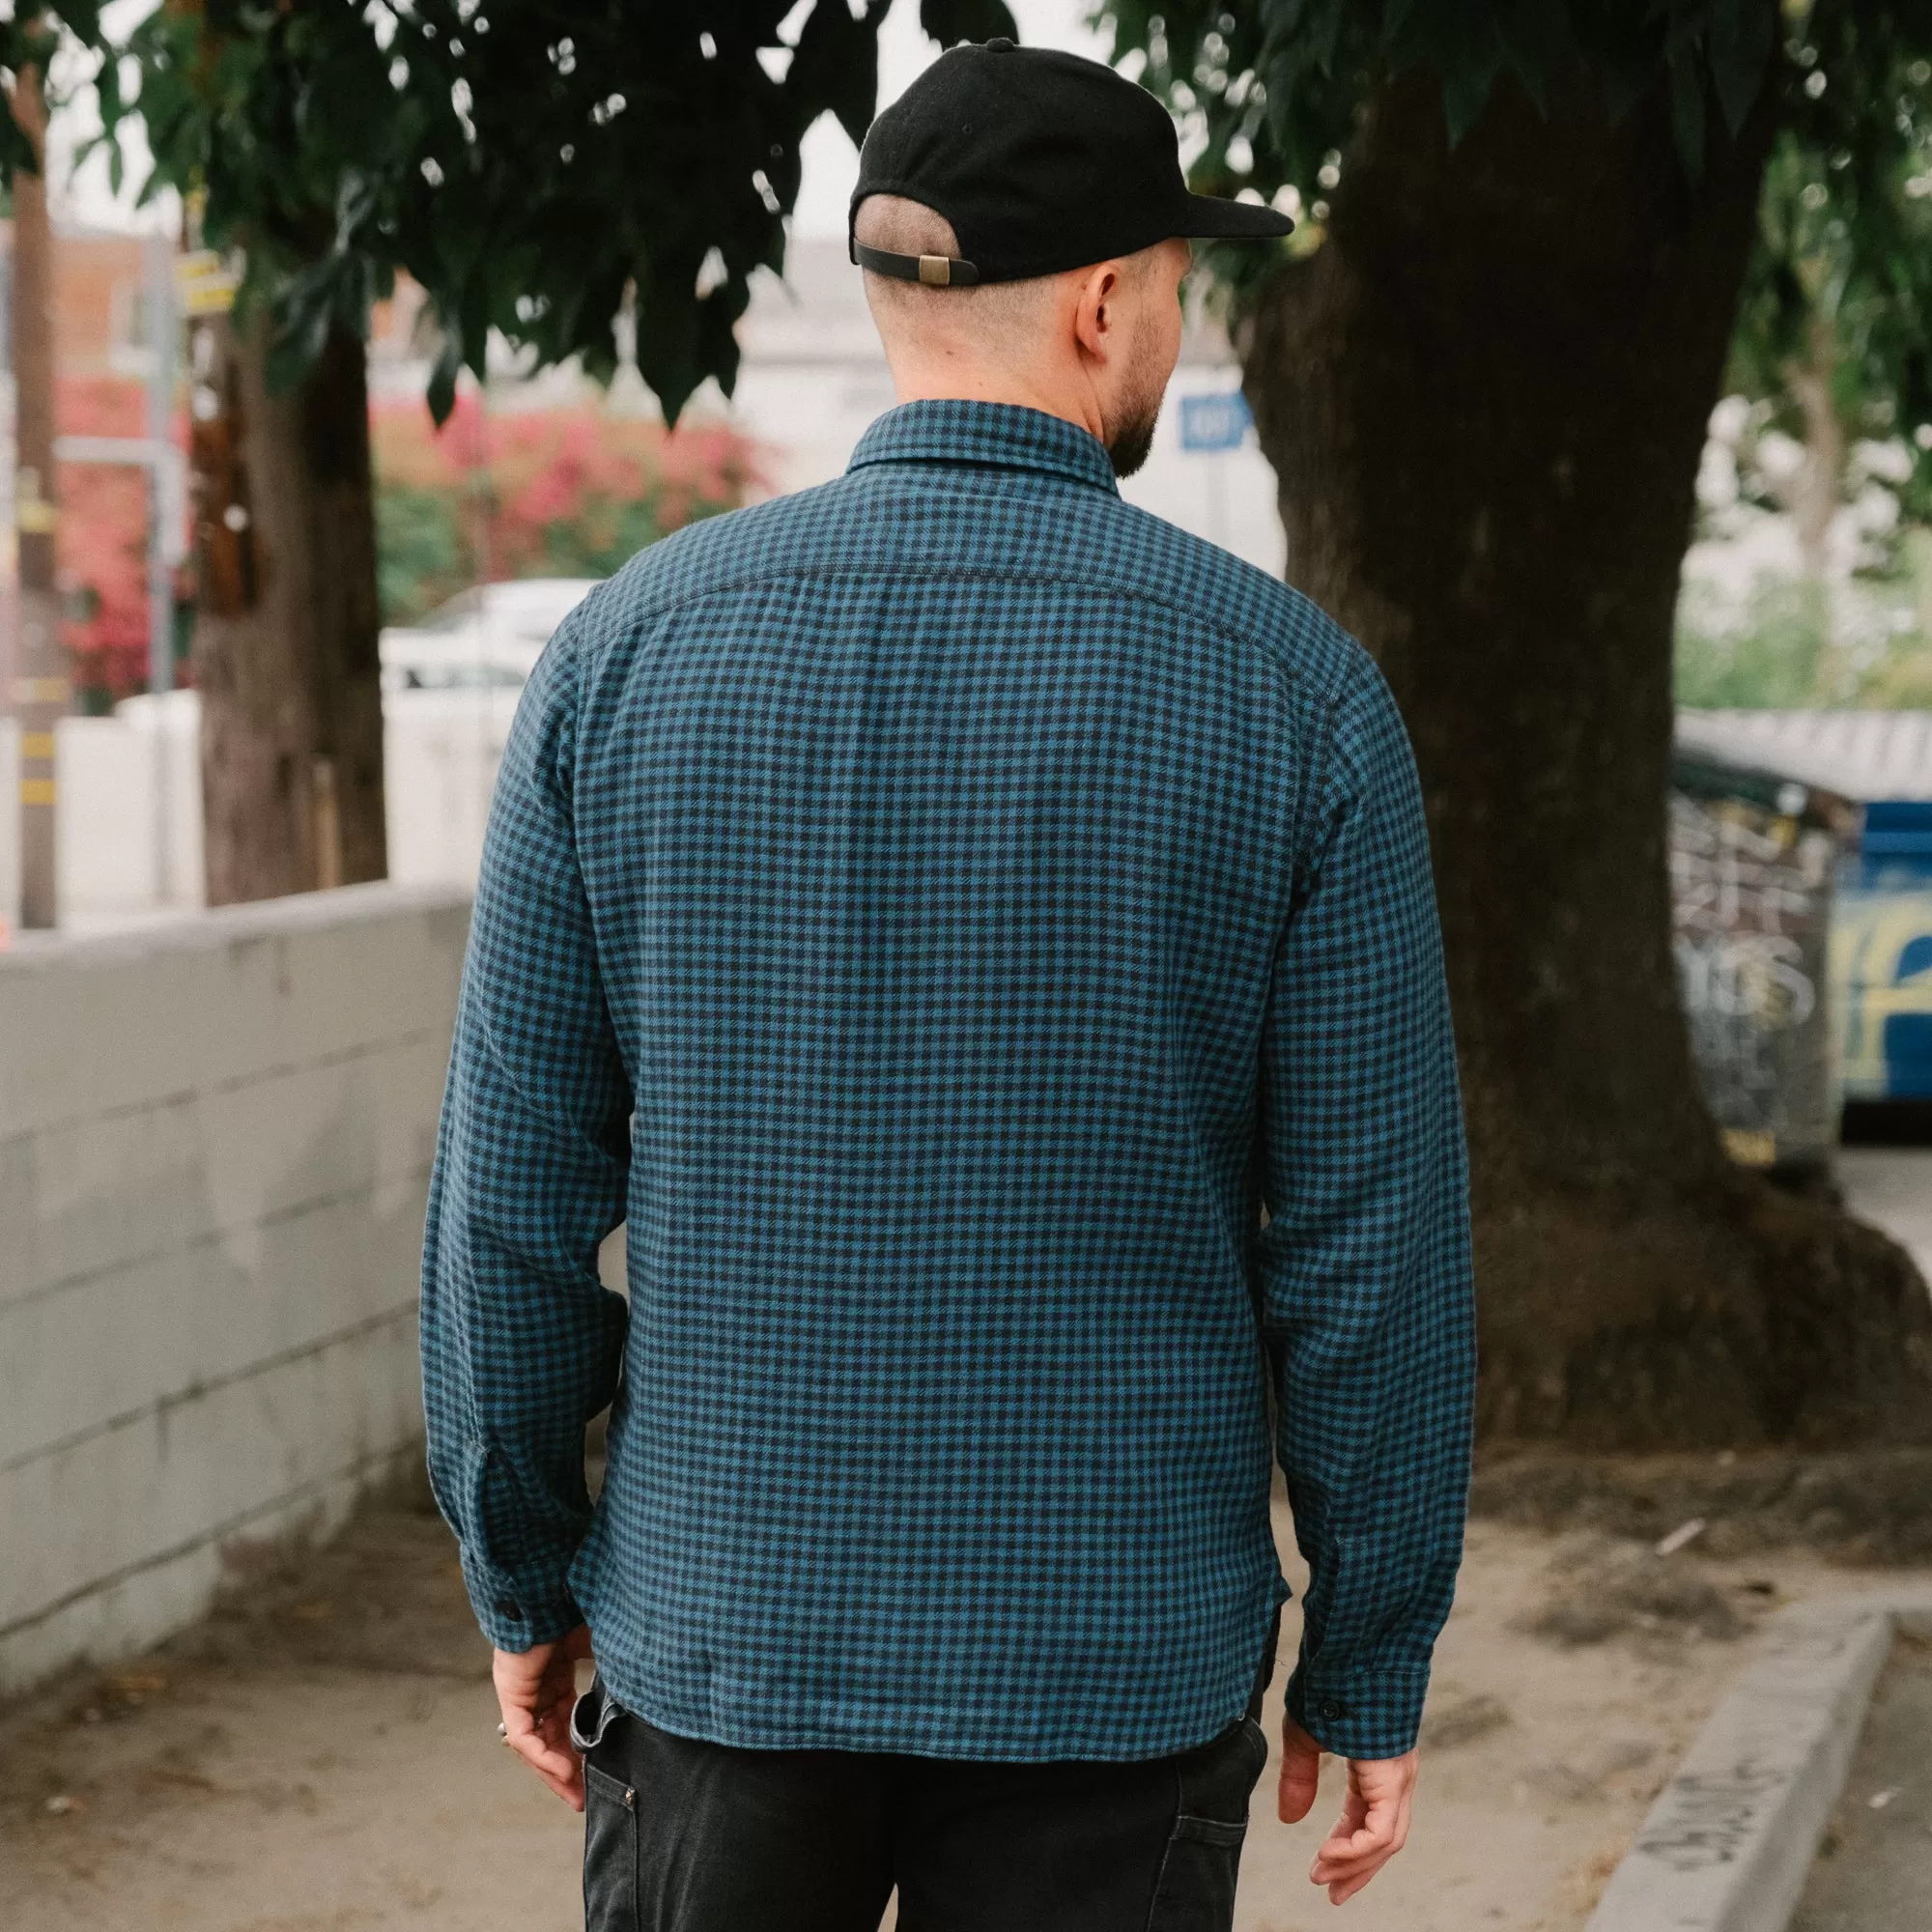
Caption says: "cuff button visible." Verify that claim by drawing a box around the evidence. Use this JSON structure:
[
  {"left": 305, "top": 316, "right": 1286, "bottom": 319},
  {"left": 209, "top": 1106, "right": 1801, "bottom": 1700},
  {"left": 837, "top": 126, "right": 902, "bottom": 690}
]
[
  {"left": 1320, "top": 1699, "right": 1343, "bottom": 1720},
  {"left": 495, "top": 1598, "right": 526, "bottom": 1622}
]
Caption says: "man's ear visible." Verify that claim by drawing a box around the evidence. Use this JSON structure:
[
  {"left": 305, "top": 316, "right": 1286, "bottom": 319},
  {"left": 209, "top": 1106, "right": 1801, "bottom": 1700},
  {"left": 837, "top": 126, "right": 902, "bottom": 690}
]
[{"left": 1073, "top": 260, "right": 1126, "bottom": 362}]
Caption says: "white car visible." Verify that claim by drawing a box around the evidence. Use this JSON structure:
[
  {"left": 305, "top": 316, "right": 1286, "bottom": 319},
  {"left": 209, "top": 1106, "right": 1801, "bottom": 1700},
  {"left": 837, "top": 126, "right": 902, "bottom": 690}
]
[{"left": 379, "top": 579, "right": 601, "bottom": 694}]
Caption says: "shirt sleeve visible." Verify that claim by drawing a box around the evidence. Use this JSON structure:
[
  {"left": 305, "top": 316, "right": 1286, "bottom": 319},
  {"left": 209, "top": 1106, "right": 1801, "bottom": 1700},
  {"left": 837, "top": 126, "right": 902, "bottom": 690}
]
[
  {"left": 420, "top": 622, "right": 632, "bottom": 1652},
  {"left": 1258, "top": 653, "right": 1476, "bottom": 1761}
]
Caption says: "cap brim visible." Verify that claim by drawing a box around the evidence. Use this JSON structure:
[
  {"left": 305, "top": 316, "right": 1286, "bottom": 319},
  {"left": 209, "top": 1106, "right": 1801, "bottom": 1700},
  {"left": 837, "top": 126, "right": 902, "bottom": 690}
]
[{"left": 1176, "top": 192, "right": 1295, "bottom": 239}]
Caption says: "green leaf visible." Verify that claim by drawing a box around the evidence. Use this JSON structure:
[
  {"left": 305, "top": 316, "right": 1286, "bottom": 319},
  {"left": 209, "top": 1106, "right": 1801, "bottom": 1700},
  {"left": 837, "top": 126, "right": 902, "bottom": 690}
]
[
  {"left": 1440, "top": 53, "right": 1502, "bottom": 147},
  {"left": 1709, "top": 0, "right": 1775, "bottom": 136},
  {"left": 1667, "top": 50, "right": 1708, "bottom": 181},
  {"left": 266, "top": 267, "right": 335, "bottom": 392},
  {"left": 425, "top": 334, "right": 461, "bottom": 428},
  {"left": 1492, "top": 0, "right": 1567, "bottom": 112},
  {"left": 919, "top": 0, "right": 1018, "bottom": 47},
  {"left": 791, "top": 0, "right": 883, "bottom": 149}
]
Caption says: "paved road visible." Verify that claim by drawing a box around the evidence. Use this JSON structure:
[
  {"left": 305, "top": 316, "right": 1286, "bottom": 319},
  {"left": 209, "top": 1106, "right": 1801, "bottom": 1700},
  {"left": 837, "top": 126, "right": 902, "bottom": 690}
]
[
  {"left": 1835, "top": 1147, "right": 1932, "bottom": 1294},
  {"left": 1788, "top": 1632, "right": 1932, "bottom": 1932}
]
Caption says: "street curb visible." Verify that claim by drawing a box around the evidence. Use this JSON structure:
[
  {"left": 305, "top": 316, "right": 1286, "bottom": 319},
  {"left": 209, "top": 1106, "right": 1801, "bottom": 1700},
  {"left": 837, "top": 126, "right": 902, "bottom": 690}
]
[{"left": 1584, "top": 1587, "right": 1932, "bottom": 1932}]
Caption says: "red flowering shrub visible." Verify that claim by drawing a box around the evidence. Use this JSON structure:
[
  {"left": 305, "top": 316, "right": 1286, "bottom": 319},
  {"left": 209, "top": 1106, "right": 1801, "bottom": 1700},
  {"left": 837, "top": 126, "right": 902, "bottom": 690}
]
[
  {"left": 372, "top": 393, "right": 761, "bottom": 624},
  {"left": 56, "top": 377, "right": 180, "bottom": 709},
  {"left": 53, "top": 379, "right": 759, "bottom": 704}
]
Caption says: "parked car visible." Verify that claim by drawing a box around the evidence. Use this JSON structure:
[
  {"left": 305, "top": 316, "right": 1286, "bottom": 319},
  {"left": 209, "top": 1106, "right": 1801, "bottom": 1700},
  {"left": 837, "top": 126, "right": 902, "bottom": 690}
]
[{"left": 379, "top": 579, "right": 600, "bottom": 694}]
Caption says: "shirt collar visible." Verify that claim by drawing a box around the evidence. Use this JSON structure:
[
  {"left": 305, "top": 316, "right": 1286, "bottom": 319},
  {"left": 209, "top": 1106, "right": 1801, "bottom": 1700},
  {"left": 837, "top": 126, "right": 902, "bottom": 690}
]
[{"left": 847, "top": 399, "right": 1120, "bottom": 497}]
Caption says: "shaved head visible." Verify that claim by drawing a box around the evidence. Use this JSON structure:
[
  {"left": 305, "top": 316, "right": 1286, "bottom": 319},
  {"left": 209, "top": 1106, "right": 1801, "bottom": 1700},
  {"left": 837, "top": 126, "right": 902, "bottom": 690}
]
[
  {"left": 853, "top": 196, "right": 1061, "bottom": 354},
  {"left": 854, "top": 193, "right": 1182, "bottom": 478}
]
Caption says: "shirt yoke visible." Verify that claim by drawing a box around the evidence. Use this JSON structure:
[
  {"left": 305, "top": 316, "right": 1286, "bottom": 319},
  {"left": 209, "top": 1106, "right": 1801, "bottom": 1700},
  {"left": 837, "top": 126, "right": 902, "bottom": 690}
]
[{"left": 557, "top": 458, "right": 1376, "bottom": 732}]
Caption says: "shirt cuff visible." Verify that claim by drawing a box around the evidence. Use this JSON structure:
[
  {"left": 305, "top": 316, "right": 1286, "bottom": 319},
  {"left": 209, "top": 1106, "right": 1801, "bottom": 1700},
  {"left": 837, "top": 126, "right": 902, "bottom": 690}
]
[
  {"left": 1284, "top": 1659, "right": 1433, "bottom": 1761},
  {"left": 457, "top": 1548, "right": 583, "bottom": 1652}
]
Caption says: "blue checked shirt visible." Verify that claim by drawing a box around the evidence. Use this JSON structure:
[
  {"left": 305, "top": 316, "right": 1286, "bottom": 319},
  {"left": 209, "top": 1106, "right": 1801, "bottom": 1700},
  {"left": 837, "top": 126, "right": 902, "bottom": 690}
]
[{"left": 421, "top": 399, "right": 1474, "bottom": 1764}]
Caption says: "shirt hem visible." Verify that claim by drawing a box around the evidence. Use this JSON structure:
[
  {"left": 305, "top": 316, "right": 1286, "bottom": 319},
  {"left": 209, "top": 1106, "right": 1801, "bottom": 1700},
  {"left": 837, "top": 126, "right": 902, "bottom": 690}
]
[{"left": 584, "top": 1590, "right": 1287, "bottom": 1766}]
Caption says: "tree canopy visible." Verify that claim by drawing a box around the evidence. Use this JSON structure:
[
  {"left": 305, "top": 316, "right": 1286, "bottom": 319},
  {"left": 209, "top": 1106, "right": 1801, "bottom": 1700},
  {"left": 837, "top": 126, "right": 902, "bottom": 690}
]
[
  {"left": 0, "top": 3, "right": 103, "bottom": 172},
  {"left": 17, "top": 0, "right": 1006, "bottom": 424},
  {"left": 1103, "top": 0, "right": 1932, "bottom": 505},
  {"left": 1729, "top": 38, "right": 1932, "bottom": 525}
]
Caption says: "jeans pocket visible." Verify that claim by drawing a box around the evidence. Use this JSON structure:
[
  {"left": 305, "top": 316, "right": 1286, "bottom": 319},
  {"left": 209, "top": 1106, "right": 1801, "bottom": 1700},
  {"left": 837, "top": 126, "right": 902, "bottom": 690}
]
[
  {"left": 583, "top": 1761, "right": 639, "bottom": 1932},
  {"left": 1144, "top": 1720, "right": 1269, "bottom": 1932}
]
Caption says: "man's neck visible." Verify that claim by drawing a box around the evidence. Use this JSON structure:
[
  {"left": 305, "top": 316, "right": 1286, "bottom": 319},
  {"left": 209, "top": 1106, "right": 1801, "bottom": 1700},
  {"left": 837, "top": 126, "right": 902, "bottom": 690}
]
[{"left": 887, "top": 360, "right": 1105, "bottom": 445}]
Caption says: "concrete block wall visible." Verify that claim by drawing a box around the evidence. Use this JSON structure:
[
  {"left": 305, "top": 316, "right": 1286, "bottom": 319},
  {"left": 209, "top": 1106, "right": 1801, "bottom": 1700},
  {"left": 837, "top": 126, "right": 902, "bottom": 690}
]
[{"left": 0, "top": 882, "right": 470, "bottom": 1694}]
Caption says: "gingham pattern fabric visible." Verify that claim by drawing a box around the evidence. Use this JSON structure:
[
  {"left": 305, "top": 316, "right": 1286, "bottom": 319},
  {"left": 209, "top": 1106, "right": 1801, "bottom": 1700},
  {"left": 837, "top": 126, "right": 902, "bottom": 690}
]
[{"left": 421, "top": 399, "right": 1474, "bottom": 1763}]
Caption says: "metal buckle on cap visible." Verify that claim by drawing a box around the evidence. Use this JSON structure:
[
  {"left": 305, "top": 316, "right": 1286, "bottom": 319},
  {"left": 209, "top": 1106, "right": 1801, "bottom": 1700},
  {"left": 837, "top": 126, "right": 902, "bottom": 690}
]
[{"left": 850, "top": 242, "right": 981, "bottom": 287}]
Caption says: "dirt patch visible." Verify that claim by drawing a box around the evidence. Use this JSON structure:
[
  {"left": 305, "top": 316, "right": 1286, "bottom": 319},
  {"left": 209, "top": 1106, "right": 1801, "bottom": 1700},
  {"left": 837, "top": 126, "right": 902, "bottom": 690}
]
[
  {"left": 1471, "top": 1445, "right": 1932, "bottom": 1564},
  {"left": 1521, "top": 1534, "right": 1746, "bottom": 1646}
]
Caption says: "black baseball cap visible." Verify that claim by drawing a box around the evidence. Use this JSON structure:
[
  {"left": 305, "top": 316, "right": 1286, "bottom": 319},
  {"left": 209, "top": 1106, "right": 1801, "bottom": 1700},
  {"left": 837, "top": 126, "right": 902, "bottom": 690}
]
[{"left": 849, "top": 41, "right": 1293, "bottom": 288}]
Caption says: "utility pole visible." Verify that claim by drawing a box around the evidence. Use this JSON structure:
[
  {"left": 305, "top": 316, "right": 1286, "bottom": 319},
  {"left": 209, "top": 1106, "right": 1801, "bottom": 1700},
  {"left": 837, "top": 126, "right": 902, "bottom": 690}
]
[
  {"left": 10, "top": 64, "right": 60, "bottom": 930},
  {"left": 145, "top": 225, "right": 177, "bottom": 905}
]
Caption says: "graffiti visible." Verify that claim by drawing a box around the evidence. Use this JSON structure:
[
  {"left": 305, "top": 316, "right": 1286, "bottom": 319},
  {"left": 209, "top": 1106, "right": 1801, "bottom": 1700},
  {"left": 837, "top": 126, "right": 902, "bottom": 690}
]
[
  {"left": 1674, "top": 931, "right": 1816, "bottom": 1029},
  {"left": 1634, "top": 1760, "right": 1790, "bottom": 1873},
  {"left": 1670, "top": 792, "right": 1836, "bottom": 1159}
]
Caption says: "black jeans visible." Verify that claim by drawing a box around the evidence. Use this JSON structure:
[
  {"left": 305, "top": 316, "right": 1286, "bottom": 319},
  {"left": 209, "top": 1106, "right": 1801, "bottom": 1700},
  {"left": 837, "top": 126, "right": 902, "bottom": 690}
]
[{"left": 573, "top": 1634, "right": 1275, "bottom": 1932}]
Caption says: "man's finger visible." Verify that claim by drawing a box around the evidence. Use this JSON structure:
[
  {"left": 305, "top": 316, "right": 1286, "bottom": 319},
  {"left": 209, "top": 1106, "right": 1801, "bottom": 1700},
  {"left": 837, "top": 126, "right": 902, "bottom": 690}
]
[
  {"left": 500, "top": 1688, "right": 585, "bottom": 1804},
  {"left": 1327, "top": 1861, "right": 1388, "bottom": 1907},
  {"left": 504, "top": 1710, "right": 585, "bottom": 1809},
  {"left": 513, "top": 1741, "right": 584, "bottom": 1808},
  {"left": 1311, "top": 1812, "right": 1397, "bottom": 1876},
  {"left": 1314, "top": 1811, "right": 1397, "bottom": 1868},
  {"left": 1277, "top": 1718, "right": 1323, "bottom": 1824},
  {"left": 1308, "top": 1757, "right": 1416, "bottom": 1902},
  {"left": 1321, "top": 1803, "right": 1410, "bottom": 1910}
]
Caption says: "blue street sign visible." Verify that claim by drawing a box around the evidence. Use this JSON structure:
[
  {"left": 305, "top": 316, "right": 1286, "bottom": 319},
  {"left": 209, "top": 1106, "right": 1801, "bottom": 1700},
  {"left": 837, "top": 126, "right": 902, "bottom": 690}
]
[{"left": 1179, "top": 390, "right": 1252, "bottom": 452}]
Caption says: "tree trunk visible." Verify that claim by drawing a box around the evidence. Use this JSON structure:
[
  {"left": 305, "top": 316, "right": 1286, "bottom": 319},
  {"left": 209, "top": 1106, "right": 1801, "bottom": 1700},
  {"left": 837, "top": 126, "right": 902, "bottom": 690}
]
[
  {"left": 301, "top": 326, "right": 387, "bottom": 889},
  {"left": 9, "top": 64, "right": 60, "bottom": 930},
  {"left": 1242, "top": 69, "right": 1932, "bottom": 1450},
  {"left": 189, "top": 308, "right": 386, "bottom": 903},
  {"left": 1784, "top": 311, "right": 1844, "bottom": 584}
]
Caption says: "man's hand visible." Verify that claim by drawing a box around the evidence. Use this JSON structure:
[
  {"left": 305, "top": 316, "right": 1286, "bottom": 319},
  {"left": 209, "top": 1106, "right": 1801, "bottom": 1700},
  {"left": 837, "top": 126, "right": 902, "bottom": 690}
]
[
  {"left": 1278, "top": 1714, "right": 1416, "bottom": 1905},
  {"left": 494, "top": 1625, "right": 594, "bottom": 1810}
]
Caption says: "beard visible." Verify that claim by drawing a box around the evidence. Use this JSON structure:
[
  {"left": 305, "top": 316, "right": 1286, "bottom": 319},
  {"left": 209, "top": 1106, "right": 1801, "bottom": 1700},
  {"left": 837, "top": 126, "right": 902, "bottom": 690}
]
[
  {"left": 1105, "top": 313, "right": 1170, "bottom": 479},
  {"left": 1106, "top": 405, "right": 1159, "bottom": 479}
]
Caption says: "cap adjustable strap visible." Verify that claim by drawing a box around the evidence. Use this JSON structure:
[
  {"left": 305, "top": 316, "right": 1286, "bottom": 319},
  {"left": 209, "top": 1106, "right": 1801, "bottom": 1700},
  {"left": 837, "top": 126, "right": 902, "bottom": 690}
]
[{"left": 850, "top": 242, "right": 981, "bottom": 287}]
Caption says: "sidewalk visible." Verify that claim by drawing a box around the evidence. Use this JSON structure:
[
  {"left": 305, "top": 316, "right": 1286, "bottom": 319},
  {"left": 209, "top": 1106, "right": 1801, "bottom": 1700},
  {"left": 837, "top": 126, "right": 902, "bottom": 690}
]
[{"left": 9, "top": 1478, "right": 1928, "bottom": 1932}]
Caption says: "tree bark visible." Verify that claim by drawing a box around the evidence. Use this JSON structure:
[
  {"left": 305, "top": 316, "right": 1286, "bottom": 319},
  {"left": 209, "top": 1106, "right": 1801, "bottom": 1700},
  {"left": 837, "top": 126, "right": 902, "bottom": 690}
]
[
  {"left": 1784, "top": 311, "right": 1844, "bottom": 583},
  {"left": 1242, "top": 69, "right": 1932, "bottom": 1449},
  {"left": 301, "top": 326, "right": 387, "bottom": 890},
  {"left": 189, "top": 308, "right": 386, "bottom": 903}
]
